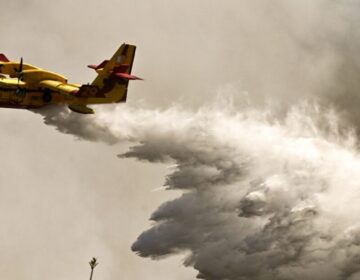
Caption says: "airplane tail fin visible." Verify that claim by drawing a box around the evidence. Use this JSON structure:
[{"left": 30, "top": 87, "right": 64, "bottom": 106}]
[{"left": 89, "top": 43, "right": 141, "bottom": 103}]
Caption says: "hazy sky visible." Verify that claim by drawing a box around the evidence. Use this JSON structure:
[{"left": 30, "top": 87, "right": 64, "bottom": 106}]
[
  {"left": 0, "top": 1, "right": 206, "bottom": 279},
  {"left": 3, "top": 1, "right": 360, "bottom": 280}
]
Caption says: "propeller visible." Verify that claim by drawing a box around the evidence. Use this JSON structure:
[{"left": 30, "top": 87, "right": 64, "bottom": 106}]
[
  {"left": 14, "top": 58, "right": 24, "bottom": 96},
  {"left": 14, "top": 57, "right": 23, "bottom": 83}
]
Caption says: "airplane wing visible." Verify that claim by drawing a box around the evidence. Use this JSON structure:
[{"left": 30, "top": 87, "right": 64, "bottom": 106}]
[
  {"left": 39, "top": 80, "right": 79, "bottom": 95},
  {"left": 0, "top": 77, "right": 26, "bottom": 88}
]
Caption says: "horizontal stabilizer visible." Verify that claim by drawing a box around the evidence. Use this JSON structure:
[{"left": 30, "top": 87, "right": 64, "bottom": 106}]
[
  {"left": 88, "top": 60, "right": 109, "bottom": 70},
  {"left": 0, "top": 54, "right": 9, "bottom": 62},
  {"left": 68, "top": 104, "right": 94, "bottom": 114},
  {"left": 114, "top": 72, "right": 143, "bottom": 80}
]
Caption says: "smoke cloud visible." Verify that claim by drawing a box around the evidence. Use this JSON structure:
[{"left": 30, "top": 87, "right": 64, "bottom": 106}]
[{"left": 30, "top": 0, "right": 360, "bottom": 279}]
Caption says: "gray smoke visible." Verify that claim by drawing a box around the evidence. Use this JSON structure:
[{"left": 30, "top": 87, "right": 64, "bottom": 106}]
[{"left": 32, "top": 1, "right": 360, "bottom": 279}]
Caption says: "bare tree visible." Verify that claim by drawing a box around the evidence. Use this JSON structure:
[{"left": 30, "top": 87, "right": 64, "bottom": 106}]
[{"left": 89, "top": 258, "right": 98, "bottom": 280}]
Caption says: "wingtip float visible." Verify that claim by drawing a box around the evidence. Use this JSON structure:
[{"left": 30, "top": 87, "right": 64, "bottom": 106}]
[{"left": 0, "top": 43, "right": 142, "bottom": 114}]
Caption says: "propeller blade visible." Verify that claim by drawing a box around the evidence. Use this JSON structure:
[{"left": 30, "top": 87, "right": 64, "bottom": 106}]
[
  {"left": 19, "top": 57, "right": 23, "bottom": 73},
  {"left": 17, "top": 57, "right": 23, "bottom": 84}
]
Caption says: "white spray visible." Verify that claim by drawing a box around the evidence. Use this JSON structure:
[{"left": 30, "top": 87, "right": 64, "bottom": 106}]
[{"left": 34, "top": 101, "right": 360, "bottom": 279}]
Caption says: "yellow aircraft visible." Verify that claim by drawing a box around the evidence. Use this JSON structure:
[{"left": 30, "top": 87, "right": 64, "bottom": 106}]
[{"left": 0, "top": 43, "right": 141, "bottom": 114}]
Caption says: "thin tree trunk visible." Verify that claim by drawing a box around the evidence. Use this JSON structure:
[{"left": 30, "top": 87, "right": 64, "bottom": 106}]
[{"left": 90, "top": 268, "right": 94, "bottom": 280}]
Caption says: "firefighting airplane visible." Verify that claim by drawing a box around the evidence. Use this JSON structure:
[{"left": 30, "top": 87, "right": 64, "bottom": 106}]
[{"left": 0, "top": 43, "right": 141, "bottom": 114}]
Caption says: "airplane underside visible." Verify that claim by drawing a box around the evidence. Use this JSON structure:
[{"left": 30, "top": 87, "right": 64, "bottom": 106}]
[
  {"left": 0, "top": 87, "right": 57, "bottom": 107},
  {"left": 0, "top": 88, "right": 109, "bottom": 114}
]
